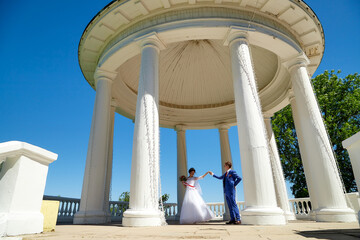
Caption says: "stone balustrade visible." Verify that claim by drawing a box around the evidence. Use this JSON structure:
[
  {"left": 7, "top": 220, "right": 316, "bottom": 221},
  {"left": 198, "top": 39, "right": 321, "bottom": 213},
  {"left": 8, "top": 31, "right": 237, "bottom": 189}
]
[
  {"left": 43, "top": 195, "right": 80, "bottom": 223},
  {"left": 289, "top": 198, "right": 312, "bottom": 220},
  {"left": 44, "top": 193, "right": 359, "bottom": 223}
]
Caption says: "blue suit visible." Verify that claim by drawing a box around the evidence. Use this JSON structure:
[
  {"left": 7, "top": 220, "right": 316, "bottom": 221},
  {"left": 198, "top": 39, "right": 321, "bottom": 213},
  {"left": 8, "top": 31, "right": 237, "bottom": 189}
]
[{"left": 213, "top": 169, "right": 242, "bottom": 221}]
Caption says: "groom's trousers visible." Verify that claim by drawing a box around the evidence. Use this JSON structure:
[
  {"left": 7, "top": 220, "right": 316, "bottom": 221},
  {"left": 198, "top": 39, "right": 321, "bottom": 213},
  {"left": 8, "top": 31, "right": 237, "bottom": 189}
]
[{"left": 226, "top": 193, "right": 240, "bottom": 221}]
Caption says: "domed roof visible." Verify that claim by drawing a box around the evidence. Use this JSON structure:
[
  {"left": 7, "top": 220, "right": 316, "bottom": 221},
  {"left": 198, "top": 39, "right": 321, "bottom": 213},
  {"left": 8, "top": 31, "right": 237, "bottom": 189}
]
[{"left": 79, "top": 0, "right": 324, "bottom": 129}]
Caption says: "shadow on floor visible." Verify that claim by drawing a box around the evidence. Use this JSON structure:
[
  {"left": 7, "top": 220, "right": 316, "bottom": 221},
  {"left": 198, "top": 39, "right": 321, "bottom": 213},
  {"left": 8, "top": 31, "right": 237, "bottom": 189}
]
[{"left": 297, "top": 228, "right": 360, "bottom": 240}]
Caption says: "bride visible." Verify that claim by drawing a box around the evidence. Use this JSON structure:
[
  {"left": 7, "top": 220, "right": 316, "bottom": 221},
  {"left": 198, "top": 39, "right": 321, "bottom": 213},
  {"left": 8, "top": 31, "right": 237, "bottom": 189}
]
[{"left": 180, "top": 168, "right": 214, "bottom": 224}]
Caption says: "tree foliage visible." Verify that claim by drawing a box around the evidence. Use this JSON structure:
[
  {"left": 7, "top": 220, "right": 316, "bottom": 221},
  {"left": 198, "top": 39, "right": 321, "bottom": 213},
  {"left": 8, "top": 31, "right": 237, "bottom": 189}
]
[
  {"left": 272, "top": 70, "right": 360, "bottom": 198},
  {"left": 118, "top": 191, "right": 130, "bottom": 202}
]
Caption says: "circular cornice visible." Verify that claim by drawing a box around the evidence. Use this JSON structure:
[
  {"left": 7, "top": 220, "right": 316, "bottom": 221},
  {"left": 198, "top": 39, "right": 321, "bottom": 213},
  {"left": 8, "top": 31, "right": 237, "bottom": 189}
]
[{"left": 79, "top": 0, "right": 324, "bottom": 87}]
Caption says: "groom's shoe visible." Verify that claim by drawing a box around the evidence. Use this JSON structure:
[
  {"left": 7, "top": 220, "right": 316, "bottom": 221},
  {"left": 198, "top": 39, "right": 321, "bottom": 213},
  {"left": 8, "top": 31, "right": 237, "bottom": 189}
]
[
  {"left": 226, "top": 220, "right": 235, "bottom": 224},
  {"left": 234, "top": 220, "right": 241, "bottom": 225}
]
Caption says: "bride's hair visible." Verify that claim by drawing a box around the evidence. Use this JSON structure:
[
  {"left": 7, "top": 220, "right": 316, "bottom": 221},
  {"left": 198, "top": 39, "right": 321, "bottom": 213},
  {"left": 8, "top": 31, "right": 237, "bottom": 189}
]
[{"left": 188, "top": 168, "right": 196, "bottom": 174}]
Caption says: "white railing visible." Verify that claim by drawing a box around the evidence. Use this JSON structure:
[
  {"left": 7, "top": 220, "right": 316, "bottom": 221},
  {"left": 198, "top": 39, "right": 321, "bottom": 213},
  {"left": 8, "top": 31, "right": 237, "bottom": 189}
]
[
  {"left": 163, "top": 203, "right": 178, "bottom": 220},
  {"left": 44, "top": 192, "right": 359, "bottom": 223},
  {"left": 289, "top": 198, "right": 312, "bottom": 220},
  {"left": 289, "top": 192, "right": 360, "bottom": 220},
  {"left": 109, "top": 201, "right": 129, "bottom": 222},
  {"left": 43, "top": 195, "right": 80, "bottom": 223}
]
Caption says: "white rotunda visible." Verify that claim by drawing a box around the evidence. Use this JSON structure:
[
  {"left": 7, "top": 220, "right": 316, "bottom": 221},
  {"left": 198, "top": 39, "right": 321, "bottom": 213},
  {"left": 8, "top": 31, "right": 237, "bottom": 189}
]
[{"left": 74, "top": 0, "right": 357, "bottom": 226}]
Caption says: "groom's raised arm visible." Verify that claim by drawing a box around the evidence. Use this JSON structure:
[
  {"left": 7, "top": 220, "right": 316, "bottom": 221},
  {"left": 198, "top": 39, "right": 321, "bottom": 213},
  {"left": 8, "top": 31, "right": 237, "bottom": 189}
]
[{"left": 212, "top": 172, "right": 225, "bottom": 180}]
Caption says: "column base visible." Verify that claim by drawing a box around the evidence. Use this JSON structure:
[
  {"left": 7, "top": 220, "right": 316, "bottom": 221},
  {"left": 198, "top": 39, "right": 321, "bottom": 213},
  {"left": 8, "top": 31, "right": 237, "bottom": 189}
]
[
  {"left": 241, "top": 207, "right": 286, "bottom": 225},
  {"left": 73, "top": 210, "right": 108, "bottom": 224},
  {"left": 0, "top": 212, "right": 43, "bottom": 236},
  {"left": 315, "top": 208, "right": 357, "bottom": 223},
  {"left": 122, "top": 209, "right": 162, "bottom": 227},
  {"left": 284, "top": 211, "right": 296, "bottom": 221}
]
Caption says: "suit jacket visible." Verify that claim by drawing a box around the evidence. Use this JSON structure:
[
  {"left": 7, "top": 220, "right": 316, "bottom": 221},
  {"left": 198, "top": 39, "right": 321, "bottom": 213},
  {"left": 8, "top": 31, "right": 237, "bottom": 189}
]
[{"left": 213, "top": 169, "right": 242, "bottom": 195}]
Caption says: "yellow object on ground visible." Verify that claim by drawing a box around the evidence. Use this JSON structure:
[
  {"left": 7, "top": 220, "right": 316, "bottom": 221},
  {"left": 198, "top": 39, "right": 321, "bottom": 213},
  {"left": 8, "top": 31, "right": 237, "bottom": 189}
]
[{"left": 40, "top": 200, "right": 59, "bottom": 232}]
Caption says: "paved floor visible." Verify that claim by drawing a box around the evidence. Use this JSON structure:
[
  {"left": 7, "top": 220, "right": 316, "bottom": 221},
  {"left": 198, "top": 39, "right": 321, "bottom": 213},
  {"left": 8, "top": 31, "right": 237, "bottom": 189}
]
[{"left": 14, "top": 221, "right": 360, "bottom": 240}]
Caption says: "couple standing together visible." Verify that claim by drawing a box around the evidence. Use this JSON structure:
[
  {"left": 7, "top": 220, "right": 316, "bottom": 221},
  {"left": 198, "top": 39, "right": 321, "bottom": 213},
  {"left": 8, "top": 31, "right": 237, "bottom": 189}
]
[{"left": 180, "top": 161, "right": 242, "bottom": 225}]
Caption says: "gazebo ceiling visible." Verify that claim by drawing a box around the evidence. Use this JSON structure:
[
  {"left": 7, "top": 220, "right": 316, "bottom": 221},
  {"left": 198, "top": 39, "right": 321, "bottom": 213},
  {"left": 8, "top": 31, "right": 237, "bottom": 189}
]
[{"left": 116, "top": 40, "right": 278, "bottom": 108}]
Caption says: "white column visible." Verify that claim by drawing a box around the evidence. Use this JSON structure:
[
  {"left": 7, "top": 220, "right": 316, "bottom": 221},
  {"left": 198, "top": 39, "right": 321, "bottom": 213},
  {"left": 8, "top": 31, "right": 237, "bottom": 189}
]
[
  {"left": 122, "top": 34, "right": 165, "bottom": 227},
  {"left": 175, "top": 125, "right": 188, "bottom": 220},
  {"left": 289, "top": 93, "right": 318, "bottom": 220},
  {"left": 74, "top": 69, "right": 116, "bottom": 224},
  {"left": 218, "top": 124, "right": 233, "bottom": 221},
  {"left": 264, "top": 115, "right": 295, "bottom": 221},
  {"left": 104, "top": 105, "right": 115, "bottom": 223},
  {"left": 286, "top": 55, "right": 356, "bottom": 222},
  {"left": 227, "top": 30, "right": 285, "bottom": 225}
]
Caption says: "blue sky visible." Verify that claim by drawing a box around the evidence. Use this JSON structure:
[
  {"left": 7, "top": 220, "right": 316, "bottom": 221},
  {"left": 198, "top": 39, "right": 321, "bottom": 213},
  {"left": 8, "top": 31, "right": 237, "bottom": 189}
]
[{"left": 0, "top": 0, "right": 359, "bottom": 204}]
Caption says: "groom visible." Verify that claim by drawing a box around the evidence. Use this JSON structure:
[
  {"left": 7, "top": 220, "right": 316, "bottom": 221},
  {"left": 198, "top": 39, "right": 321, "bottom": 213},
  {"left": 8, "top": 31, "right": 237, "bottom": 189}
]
[{"left": 210, "top": 161, "right": 242, "bottom": 224}]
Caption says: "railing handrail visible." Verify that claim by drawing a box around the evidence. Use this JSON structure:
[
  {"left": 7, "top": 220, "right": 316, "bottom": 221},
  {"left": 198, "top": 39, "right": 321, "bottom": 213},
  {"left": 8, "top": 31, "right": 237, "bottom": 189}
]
[
  {"left": 289, "top": 197, "right": 310, "bottom": 201},
  {"left": 43, "top": 195, "right": 80, "bottom": 202}
]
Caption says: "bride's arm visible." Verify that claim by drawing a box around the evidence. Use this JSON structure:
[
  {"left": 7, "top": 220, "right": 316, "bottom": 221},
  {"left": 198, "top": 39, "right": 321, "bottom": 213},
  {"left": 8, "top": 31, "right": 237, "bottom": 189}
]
[{"left": 196, "top": 171, "right": 210, "bottom": 180}]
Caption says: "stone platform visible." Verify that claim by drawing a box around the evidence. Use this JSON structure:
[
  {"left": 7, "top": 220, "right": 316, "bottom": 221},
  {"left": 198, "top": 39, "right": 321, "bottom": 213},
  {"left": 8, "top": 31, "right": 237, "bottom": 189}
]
[{"left": 12, "top": 221, "right": 359, "bottom": 240}]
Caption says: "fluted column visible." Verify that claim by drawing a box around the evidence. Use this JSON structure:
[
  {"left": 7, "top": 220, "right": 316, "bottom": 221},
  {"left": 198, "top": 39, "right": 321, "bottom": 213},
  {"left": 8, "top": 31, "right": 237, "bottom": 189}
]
[
  {"left": 175, "top": 125, "right": 188, "bottom": 220},
  {"left": 104, "top": 105, "right": 115, "bottom": 223},
  {"left": 264, "top": 115, "right": 295, "bottom": 221},
  {"left": 122, "top": 33, "right": 165, "bottom": 227},
  {"left": 74, "top": 69, "right": 116, "bottom": 224},
  {"left": 227, "top": 29, "right": 285, "bottom": 225},
  {"left": 218, "top": 124, "right": 233, "bottom": 221},
  {"left": 289, "top": 92, "right": 318, "bottom": 220},
  {"left": 286, "top": 54, "right": 356, "bottom": 222}
]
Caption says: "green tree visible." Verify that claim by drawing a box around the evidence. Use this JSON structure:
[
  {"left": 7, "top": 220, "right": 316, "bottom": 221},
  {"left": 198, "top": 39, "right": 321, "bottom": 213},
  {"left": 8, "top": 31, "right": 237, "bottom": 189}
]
[
  {"left": 272, "top": 70, "right": 360, "bottom": 198},
  {"left": 118, "top": 191, "right": 130, "bottom": 202}
]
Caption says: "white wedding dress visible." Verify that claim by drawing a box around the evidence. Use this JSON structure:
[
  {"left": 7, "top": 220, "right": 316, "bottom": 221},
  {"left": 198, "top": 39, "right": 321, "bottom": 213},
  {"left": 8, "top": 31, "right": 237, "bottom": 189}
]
[{"left": 180, "top": 176, "right": 214, "bottom": 224}]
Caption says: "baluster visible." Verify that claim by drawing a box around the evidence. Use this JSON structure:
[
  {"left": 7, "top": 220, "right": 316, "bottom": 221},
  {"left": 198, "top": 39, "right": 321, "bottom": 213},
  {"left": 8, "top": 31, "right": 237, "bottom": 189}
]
[
  {"left": 63, "top": 201, "right": 67, "bottom": 216},
  {"left": 69, "top": 202, "right": 73, "bottom": 216},
  {"left": 116, "top": 204, "right": 120, "bottom": 216},
  {"left": 290, "top": 201, "right": 295, "bottom": 214},
  {"left": 59, "top": 200, "right": 65, "bottom": 216},
  {"left": 66, "top": 201, "right": 71, "bottom": 216},
  {"left": 73, "top": 202, "right": 78, "bottom": 216},
  {"left": 303, "top": 201, "right": 308, "bottom": 214},
  {"left": 295, "top": 201, "right": 299, "bottom": 214}
]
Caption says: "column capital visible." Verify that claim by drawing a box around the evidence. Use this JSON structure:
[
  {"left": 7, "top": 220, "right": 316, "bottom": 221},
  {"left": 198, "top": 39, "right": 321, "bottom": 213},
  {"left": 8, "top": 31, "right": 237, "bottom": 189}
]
[
  {"left": 175, "top": 125, "right": 187, "bottom": 132},
  {"left": 217, "top": 123, "right": 231, "bottom": 131},
  {"left": 263, "top": 112, "right": 274, "bottom": 121},
  {"left": 135, "top": 32, "right": 166, "bottom": 52},
  {"left": 282, "top": 52, "right": 310, "bottom": 73},
  {"left": 287, "top": 88, "right": 295, "bottom": 103},
  {"left": 110, "top": 98, "right": 118, "bottom": 107},
  {"left": 223, "top": 26, "right": 254, "bottom": 46},
  {"left": 94, "top": 68, "right": 117, "bottom": 87}
]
